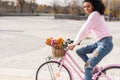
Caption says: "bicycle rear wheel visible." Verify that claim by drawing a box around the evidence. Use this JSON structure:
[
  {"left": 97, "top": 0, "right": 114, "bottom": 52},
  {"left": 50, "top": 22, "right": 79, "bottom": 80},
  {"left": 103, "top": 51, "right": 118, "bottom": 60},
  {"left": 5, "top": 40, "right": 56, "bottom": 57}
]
[
  {"left": 36, "top": 61, "right": 72, "bottom": 80},
  {"left": 97, "top": 65, "right": 120, "bottom": 80}
]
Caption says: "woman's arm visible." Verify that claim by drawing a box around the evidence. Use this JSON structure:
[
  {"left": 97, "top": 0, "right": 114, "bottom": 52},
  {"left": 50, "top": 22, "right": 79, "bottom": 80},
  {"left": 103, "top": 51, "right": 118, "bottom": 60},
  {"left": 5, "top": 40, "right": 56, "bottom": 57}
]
[{"left": 73, "top": 11, "right": 98, "bottom": 45}]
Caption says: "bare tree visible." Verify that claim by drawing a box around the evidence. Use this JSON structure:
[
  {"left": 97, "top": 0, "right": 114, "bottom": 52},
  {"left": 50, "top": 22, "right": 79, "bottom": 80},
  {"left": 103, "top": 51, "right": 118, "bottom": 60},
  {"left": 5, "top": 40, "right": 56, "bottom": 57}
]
[
  {"left": 29, "top": 2, "right": 38, "bottom": 13},
  {"left": 62, "top": 6, "right": 70, "bottom": 14},
  {"left": 51, "top": 0, "right": 60, "bottom": 18},
  {"left": 60, "top": 0, "right": 69, "bottom": 14},
  {"left": 103, "top": 0, "right": 120, "bottom": 20},
  {"left": 0, "top": 1, "right": 10, "bottom": 12},
  {"left": 51, "top": 0, "right": 59, "bottom": 13},
  {"left": 18, "top": 0, "right": 25, "bottom": 13},
  {"left": 8, "top": 1, "right": 16, "bottom": 12},
  {"left": 110, "top": 0, "right": 120, "bottom": 19},
  {"left": 69, "top": 0, "right": 82, "bottom": 15}
]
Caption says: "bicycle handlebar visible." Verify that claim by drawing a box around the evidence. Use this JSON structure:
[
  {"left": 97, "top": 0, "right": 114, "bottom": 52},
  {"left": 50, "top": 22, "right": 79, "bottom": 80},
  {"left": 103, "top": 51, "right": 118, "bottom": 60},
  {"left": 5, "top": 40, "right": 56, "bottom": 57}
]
[
  {"left": 63, "top": 39, "right": 80, "bottom": 49},
  {"left": 63, "top": 39, "right": 73, "bottom": 48}
]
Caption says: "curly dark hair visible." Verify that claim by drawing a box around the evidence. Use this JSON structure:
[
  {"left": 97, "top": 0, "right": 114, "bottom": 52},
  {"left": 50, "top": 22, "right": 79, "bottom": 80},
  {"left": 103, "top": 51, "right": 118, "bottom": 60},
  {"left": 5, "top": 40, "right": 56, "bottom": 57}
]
[{"left": 83, "top": 0, "right": 105, "bottom": 15}]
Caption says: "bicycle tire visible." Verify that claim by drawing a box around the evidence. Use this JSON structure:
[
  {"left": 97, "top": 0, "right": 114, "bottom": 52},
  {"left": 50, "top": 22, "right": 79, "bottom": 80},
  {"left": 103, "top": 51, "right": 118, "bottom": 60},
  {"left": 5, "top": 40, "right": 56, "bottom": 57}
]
[
  {"left": 96, "top": 65, "right": 120, "bottom": 80},
  {"left": 36, "top": 61, "right": 72, "bottom": 80}
]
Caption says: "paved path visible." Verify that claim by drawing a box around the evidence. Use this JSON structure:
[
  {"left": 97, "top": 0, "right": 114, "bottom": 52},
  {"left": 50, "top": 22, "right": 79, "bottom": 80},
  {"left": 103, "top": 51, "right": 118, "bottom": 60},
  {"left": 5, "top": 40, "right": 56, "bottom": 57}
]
[{"left": 0, "top": 16, "right": 120, "bottom": 80}]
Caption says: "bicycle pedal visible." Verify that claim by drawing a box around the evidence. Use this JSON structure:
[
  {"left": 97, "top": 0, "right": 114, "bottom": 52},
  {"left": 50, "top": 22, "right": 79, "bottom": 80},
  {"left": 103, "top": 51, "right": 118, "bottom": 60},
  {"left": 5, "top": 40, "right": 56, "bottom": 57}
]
[{"left": 93, "top": 68, "right": 98, "bottom": 74}]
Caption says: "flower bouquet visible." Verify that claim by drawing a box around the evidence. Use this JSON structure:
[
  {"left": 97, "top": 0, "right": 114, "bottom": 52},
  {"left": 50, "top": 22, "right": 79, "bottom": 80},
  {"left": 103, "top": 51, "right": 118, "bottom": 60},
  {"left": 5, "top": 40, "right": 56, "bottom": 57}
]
[{"left": 45, "top": 37, "right": 65, "bottom": 58}]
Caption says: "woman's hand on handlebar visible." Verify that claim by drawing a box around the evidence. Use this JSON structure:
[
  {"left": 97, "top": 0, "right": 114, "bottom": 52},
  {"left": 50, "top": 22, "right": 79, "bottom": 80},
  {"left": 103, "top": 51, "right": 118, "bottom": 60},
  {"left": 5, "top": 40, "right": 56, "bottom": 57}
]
[
  {"left": 63, "top": 39, "right": 81, "bottom": 50},
  {"left": 67, "top": 44, "right": 75, "bottom": 50}
]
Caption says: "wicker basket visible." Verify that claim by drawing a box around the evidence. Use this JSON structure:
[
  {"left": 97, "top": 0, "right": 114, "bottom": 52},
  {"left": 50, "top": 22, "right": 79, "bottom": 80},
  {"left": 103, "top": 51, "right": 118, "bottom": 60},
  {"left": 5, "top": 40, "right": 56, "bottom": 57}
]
[{"left": 52, "top": 47, "right": 65, "bottom": 58}]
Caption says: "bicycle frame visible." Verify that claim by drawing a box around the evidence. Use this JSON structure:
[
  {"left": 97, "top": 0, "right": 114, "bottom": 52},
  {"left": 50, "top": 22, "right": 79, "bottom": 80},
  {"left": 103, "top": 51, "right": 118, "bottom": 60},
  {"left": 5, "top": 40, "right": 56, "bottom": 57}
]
[
  {"left": 53, "top": 51, "right": 85, "bottom": 80},
  {"left": 49, "top": 51, "right": 120, "bottom": 80}
]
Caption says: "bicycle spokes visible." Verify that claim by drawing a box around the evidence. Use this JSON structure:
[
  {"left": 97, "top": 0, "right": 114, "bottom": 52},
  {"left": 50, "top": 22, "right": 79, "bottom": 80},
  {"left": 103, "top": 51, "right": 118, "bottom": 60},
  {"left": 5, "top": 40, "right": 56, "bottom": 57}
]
[
  {"left": 36, "top": 61, "right": 71, "bottom": 80},
  {"left": 47, "top": 64, "right": 68, "bottom": 80}
]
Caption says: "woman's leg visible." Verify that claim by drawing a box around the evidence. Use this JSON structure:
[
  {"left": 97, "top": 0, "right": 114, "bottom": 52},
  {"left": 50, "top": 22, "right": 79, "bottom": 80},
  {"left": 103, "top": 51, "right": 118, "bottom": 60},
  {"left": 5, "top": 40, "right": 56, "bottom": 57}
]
[
  {"left": 84, "top": 37, "right": 113, "bottom": 80},
  {"left": 76, "top": 43, "right": 97, "bottom": 62}
]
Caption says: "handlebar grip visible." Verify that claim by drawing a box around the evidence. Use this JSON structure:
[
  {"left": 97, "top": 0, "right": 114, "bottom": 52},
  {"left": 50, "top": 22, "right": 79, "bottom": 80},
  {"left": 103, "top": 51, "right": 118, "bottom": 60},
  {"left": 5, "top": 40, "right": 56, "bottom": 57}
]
[
  {"left": 63, "top": 39, "right": 81, "bottom": 48},
  {"left": 63, "top": 39, "right": 74, "bottom": 48}
]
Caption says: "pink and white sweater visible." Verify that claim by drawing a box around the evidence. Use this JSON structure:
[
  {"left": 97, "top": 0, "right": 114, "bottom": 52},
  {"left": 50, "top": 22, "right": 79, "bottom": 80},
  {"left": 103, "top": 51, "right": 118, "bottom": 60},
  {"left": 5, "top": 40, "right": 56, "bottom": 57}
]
[{"left": 73, "top": 11, "right": 111, "bottom": 45}]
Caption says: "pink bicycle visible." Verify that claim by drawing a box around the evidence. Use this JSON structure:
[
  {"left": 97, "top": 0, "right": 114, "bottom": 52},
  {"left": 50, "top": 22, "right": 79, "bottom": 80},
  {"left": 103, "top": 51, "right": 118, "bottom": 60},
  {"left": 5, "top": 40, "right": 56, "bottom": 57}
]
[{"left": 36, "top": 39, "right": 120, "bottom": 80}]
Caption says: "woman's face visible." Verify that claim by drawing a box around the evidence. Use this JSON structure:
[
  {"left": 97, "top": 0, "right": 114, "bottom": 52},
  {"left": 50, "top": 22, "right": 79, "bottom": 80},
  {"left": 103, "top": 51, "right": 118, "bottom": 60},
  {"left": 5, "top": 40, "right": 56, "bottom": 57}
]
[{"left": 83, "top": 2, "right": 94, "bottom": 15}]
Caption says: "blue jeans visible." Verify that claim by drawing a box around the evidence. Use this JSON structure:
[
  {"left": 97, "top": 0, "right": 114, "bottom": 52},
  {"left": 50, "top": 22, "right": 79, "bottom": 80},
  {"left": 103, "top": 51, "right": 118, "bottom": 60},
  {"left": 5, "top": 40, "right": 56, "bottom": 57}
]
[{"left": 76, "top": 36, "right": 113, "bottom": 80}]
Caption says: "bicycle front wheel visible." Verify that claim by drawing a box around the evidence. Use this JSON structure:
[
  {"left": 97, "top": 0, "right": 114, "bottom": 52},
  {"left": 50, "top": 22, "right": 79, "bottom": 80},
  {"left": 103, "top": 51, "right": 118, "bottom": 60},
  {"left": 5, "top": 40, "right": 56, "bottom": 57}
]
[
  {"left": 36, "top": 61, "right": 72, "bottom": 80},
  {"left": 97, "top": 65, "right": 120, "bottom": 80}
]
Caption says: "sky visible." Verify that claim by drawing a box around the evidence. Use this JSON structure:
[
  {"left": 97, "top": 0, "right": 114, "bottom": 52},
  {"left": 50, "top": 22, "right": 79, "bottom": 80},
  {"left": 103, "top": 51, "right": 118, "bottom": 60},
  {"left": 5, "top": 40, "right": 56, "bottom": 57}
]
[
  {"left": 36, "top": 0, "right": 54, "bottom": 5},
  {"left": 35, "top": 0, "right": 83, "bottom": 5}
]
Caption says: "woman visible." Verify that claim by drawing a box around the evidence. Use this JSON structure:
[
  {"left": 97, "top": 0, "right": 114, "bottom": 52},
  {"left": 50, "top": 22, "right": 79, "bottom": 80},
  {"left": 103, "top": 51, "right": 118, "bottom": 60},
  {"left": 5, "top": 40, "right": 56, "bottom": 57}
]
[{"left": 68, "top": 0, "right": 113, "bottom": 80}]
